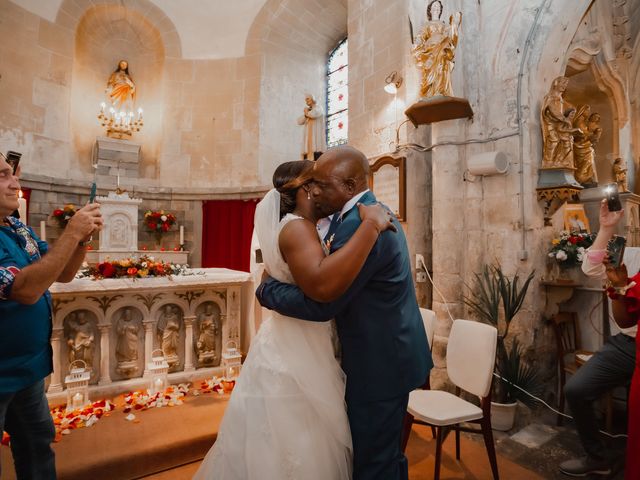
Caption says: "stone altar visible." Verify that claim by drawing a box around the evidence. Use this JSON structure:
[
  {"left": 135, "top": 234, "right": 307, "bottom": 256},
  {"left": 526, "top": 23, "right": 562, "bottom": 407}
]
[{"left": 47, "top": 268, "right": 252, "bottom": 401}]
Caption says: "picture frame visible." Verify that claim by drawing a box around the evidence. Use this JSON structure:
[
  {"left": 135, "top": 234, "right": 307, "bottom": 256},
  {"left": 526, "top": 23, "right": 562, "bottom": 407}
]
[
  {"left": 563, "top": 203, "right": 590, "bottom": 233},
  {"left": 369, "top": 155, "right": 406, "bottom": 221}
]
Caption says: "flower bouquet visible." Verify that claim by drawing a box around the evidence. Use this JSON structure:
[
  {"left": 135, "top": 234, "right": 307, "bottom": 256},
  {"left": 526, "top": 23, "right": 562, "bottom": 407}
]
[
  {"left": 144, "top": 210, "right": 176, "bottom": 247},
  {"left": 548, "top": 231, "right": 596, "bottom": 267},
  {"left": 76, "top": 255, "right": 188, "bottom": 280},
  {"left": 51, "top": 204, "right": 77, "bottom": 228}
]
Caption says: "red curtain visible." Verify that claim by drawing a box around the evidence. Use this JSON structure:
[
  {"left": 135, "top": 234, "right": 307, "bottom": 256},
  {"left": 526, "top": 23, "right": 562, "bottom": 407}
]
[{"left": 202, "top": 199, "right": 259, "bottom": 272}]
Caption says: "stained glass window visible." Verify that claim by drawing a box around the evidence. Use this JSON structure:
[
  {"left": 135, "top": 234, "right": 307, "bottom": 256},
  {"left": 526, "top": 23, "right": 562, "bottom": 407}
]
[{"left": 326, "top": 38, "right": 348, "bottom": 148}]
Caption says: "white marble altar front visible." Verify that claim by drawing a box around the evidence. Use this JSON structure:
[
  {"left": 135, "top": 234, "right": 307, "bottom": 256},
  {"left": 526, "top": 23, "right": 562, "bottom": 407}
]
[{"left": 47, "top": 268, "right": 253, "bottom": 403}]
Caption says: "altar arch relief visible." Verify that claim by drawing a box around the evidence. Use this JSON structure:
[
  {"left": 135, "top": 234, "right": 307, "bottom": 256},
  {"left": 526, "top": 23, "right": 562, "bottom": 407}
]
[
  {"left": 63, "top": 309, "right": 100, "bottom": 385},
  {"left": 156, "top": 304, "right": 185, "bottom": 372},
  {"left": 194, "top": 301, "right": 223, "bottom": 367},
  {"left": 111, "top": 306, "right": 145, "bottom": 380}
]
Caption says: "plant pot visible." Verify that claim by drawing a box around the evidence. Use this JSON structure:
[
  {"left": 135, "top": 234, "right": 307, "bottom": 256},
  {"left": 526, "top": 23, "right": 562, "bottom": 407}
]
[{"left": 490, "top": 401, "right": 517, "bottom": 431}]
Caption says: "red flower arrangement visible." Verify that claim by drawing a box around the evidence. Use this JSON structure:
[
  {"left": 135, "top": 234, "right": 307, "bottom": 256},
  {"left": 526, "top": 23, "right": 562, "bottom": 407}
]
[
  {"left": 84, "top": 256, "right": 176, "bottom": 279},
  {"left": 51, "top": 204, "right": 77, "bottom": 228},
  {"left": 144, "top": 210, "right": 176, "bottom": 236}
]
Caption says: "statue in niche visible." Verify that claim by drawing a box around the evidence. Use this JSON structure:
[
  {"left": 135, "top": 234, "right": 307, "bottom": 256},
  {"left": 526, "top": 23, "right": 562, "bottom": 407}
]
[
  {"left": 66, "top": 311, "right": 95, "bottom": 370},
  {"left": 572, "top": 105, "right": 601, "bottom": 186},
  {"left": 196, "top": 304, "right": 219, "bottom": 365},
  {"left": 115, "top": 307, "right": 139, "bottom": 376},
  {"left": 541, "top": 76, "right": 576, "bottom": 169},
  {"left": 296, "top": 94, "right": 326, "bottom": 160},
  {"left": 411, "top": 0, "right": 462, "bottom": 98},
  {"left": 613, "top": 157, "right": 629, "bottom": 192},
  {"left": 106, "top": 60, "right": 136, "bottom": 112},
  {"left": 158, "top": 305, "right": 181, "bottom": 369}
]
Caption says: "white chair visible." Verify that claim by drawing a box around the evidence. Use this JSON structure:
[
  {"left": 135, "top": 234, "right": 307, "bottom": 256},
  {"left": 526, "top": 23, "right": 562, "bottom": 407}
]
[
  {"left": 419, "top": 307, "right": 436, "bottom": 351},
  {"left": 403, "top": 319, "right": 499, "bottom": 480}
]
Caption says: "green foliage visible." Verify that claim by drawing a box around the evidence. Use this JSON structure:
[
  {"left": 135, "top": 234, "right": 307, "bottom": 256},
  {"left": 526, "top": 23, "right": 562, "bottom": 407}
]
[{"left": 464, "top": 264, "right": 541, "bottom": 405}]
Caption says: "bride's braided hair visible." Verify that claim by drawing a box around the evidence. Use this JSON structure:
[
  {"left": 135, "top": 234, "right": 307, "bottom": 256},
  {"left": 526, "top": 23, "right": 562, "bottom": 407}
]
[{"left": 272, "top": 160, "right": 314, "bottom": 219}]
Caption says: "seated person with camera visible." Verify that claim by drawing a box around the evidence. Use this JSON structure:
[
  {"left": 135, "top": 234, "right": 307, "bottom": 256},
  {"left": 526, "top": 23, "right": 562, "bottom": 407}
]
[{"left": 559, "top": 197, "right": 636, "bottom": 477}]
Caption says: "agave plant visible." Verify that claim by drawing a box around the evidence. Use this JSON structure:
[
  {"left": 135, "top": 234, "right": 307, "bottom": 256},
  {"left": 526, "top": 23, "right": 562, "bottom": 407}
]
[{"left": 463, "top": 265, "right": 539, "bottom": 404}]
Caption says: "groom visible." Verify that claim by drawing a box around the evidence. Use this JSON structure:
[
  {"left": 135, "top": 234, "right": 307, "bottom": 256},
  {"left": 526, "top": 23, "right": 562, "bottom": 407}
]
[{"left": 257, "top": 146, "right": 432, "bottom": 480}]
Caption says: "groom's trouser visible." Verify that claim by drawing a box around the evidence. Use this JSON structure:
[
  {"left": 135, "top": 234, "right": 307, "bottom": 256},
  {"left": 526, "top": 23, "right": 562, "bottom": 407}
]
[{"left": 348, "top": 393, "right": 409, "bottom": 480}]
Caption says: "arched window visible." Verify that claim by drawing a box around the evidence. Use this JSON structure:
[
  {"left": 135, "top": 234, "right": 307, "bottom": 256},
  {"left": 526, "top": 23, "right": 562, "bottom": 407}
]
[{"left": 326, "top": 38, "right": 348, "bottom": 148}]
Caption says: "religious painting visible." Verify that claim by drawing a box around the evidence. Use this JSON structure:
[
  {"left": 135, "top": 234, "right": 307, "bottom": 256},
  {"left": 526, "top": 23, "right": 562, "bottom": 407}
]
[
  {"left": 369, "top": 156, "right": 406, "bottom": 221},
  {"left": 563, "top": 203, "right": 590, "bottom": 233}
]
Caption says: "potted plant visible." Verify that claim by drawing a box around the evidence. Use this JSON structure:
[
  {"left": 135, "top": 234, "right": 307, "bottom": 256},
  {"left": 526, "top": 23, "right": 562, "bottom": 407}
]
[{"left": 464, "top": 265, "right": 542, "bottom": 430}]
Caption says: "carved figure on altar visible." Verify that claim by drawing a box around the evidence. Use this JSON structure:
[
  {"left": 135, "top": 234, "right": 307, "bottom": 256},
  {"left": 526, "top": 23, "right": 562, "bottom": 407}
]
[
  {"left": 66, "top": 311, "right": 95, "bottom": 370},
  {"left": 296, "top": 94, "right": 326, "bottom": 160},
  {"left": 541, "top": 76, "right": 575, "bottom": 169},
  {"left": 572, "top": 105, "right": 600, "bottom": 186},
  {"left": 412, "top": 0, "right": 462, "bottom": 98},
  {"left": 613, "top": 157, "right": 629, "bottom": 192},
  {"left": 158, "top": 305, "right": 181, "bottom": 368},
  {"left": 106, "top": 60, "right": 136, "bottom": 112},
  {"left": 116, "top": 307, "right": 139, "bottom": 376},
  {"left": 196, "top": 304, "right": 219, "bottom": 364}
]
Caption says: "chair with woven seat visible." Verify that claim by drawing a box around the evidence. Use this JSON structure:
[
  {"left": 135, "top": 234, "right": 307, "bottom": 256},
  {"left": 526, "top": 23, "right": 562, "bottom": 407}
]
[{"left": 403, "top": 319, "right": 499, "bottom": 480}]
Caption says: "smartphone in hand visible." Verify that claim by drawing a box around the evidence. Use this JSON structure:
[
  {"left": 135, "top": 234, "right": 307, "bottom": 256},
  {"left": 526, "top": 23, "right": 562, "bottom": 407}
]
[
  {"left": 6, "top": 151, "right": 22, "bottom": 175},
  {"left": 89, "top": 182, "right": 97, "bottom": 204},
  {"left": 607, "top": 235, "right": 626, "bottom": 268},
  {"left": 604, "top": 183, "right": 622, "bottom": 212}
]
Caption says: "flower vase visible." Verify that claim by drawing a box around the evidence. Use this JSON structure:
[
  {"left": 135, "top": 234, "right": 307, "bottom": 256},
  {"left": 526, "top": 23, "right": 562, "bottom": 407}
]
[
  {"left": 154, "top": 232, "right": 163, "bottom": 250},
  {"left": 554, "top": 263, "right": 579, "bottom": 284}
]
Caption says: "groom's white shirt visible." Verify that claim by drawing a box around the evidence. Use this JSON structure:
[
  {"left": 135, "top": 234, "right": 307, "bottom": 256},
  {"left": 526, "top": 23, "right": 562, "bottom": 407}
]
[{"left": 315, "top": 189, "right": 370, "bottom": 240}]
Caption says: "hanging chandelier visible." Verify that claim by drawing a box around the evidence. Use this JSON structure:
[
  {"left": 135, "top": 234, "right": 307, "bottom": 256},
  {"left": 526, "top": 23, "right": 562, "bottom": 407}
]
[{"left": 97, "top": 102, "right": 144, "bottom": 139}]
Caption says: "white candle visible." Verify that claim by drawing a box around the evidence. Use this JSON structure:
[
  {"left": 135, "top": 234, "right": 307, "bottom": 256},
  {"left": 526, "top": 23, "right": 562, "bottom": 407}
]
[
  {"left": 100, "top": 102, "right": 105, "bottom": 114},
  {"left": 40, "top": 220, "right": 46, "bottom": 241},
  {"left": 179, "top": 225, "right": 184, "bottom": 245},
  {"left": 17, "top": 190, "right": 27, "bottom": 221},
  {"left": 72, "top": 392, "right": 83, "bottom": 409}
]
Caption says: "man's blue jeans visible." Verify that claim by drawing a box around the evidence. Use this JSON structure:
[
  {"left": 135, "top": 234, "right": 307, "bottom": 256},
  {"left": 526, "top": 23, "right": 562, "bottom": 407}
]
[{"left": 0, "top": 379, "right": 56, "bottom": 479}]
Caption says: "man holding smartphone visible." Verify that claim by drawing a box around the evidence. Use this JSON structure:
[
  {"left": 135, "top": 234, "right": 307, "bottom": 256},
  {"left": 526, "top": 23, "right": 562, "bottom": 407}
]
[
  {"left": 0, "top": 153, "right": 102, "bottom": 479},
  {"left": 559, "top": 199, "right": 636, "bottom": 477}
]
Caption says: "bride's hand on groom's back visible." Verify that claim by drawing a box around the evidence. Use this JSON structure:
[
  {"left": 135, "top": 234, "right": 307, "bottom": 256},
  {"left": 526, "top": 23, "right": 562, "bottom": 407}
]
[{"left": 358, "top": 203, "right": 397, "bottom": 234}]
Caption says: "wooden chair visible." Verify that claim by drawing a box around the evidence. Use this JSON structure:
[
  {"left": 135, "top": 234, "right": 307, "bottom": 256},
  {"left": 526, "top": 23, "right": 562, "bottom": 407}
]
[
  {"left": 402, "top": 319, "right": 499, "bottom": 480},
  {"left": 551, "top": 311, "right": 612, "bottom": 429}
]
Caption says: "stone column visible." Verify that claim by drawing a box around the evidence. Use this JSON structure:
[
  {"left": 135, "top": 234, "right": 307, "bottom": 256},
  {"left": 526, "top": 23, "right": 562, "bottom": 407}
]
[
  {"left": 98, "top": 324, "right": 112, "bottom": 385},
  {"left": 142, "top": 320, "right": 155, "bottom": 376},
  {"left": 184, "top": 316, "right": 196, "bottom": 372},
  {"left": 47, "top": 329, "right": 64, "bottom": 393}
]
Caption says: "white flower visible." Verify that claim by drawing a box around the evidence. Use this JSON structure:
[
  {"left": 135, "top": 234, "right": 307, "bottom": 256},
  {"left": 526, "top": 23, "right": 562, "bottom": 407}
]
[
  {"left": 577, "top": 252, "right": 584, "bottom": 262},
  {"left": 556, "top": 250, "right": 568, "bottom": 261},
  {"left": 548, "top": 252, "right": 556, "bottom": 258},
  {"left": 577, "top": 247, "right": 585, "bottom": 253},
  {"left": 161, "top": 215, "right": 167, "bottom": 222}
]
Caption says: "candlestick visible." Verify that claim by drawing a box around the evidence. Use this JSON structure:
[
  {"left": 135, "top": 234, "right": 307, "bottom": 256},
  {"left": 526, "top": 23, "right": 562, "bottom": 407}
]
[
  {"left": 17, "top": 190, "right": 27, "bottom": 221},
  {"left": 40, "top": 221, "right": 46, "bottom": 241},
  {"left": 179, "top": 225, "right": 184, "bottom": 246}
]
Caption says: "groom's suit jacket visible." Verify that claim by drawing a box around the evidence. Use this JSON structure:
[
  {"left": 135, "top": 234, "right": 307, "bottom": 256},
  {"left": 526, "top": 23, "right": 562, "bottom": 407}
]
[{"left": 257, "top": 191, "right": 432, "bottom": 405}]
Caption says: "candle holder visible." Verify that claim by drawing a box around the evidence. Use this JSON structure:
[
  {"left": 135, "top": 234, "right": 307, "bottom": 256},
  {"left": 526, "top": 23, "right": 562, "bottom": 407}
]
[
  {"left": 97, "top": 104, "right": 144, "bottom": 139},
  {"left": 65, "top": 360, "right": 91, "bottom": 413},
  {"left": 147, "top": 349, "right": 169, "bottom": 395}
]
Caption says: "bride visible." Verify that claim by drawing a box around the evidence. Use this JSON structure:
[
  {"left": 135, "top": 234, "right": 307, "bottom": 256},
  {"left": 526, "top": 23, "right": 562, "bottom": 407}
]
[{"left": 194, "top": 160, "right": 395, "bottom": 479}]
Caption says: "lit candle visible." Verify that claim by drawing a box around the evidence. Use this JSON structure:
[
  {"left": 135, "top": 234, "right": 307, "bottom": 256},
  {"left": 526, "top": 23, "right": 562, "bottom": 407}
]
[
  {"left": 39, "top": 220, "right": 46, "bottom": 241},
  {"left": 100, "top": 102, "right": 106, "bottom": 114},
  {"left": 72, "top": 392, "right": 83, "bottom": 409},
  {"left": 17, "top": 190, "right": 27, "bottom": 221},
  {"left": 137, "top": 108, "right": 143, "bottom": 121},
  {"left": 179, "top": 225, "right": 184, "bottom": 245},
  {"left": 109, "top": 107, "right": 115, "bottom": 120},
  {"left": 154, "top": 377, "right": 163, "bottom": 393}
]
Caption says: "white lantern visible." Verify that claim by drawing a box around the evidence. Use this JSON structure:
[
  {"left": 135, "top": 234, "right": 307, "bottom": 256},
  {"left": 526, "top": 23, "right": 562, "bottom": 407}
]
[
  {"left": 147, "top": 349, "right": 169, "bottom": 395},
  {"left": 65, "top": 360, "right": 91, "bottom": 412},
  {"left": 221, "top": 341, "right": 242, "bottom": 380}
]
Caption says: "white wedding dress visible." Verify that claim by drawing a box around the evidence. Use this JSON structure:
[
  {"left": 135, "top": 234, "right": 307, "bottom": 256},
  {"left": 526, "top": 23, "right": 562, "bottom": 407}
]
[{"left": 193, "top": 190, "right": 352, "bottom": 480}]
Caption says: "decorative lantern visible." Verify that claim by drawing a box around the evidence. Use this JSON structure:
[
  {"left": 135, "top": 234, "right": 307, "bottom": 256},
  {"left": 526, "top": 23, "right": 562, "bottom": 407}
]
[
  {"left": 65, "top": 360, "right": 90, "bottom": 412},
  {"left": 147, "top": 349, "right": 169, "bottom": 395},
  {"left": 221, "top": 341, "right": 242, "bottom": 380}
]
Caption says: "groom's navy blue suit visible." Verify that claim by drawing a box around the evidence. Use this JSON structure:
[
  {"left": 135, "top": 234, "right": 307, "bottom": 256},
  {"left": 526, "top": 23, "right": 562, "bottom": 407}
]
[{"left": 257, "top": 191, "right": 432, "bottom": 480}]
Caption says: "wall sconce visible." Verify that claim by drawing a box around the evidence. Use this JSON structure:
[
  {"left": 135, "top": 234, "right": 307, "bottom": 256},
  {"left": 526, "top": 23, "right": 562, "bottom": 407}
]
[{"left": 384, "top": 71, "right": 403, "bottom": 94}]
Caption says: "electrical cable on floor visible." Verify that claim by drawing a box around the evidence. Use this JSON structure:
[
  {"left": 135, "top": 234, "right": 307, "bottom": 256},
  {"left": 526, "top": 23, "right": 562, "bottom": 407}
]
[{"left": 418, "top": 258, "right": 629, "bottom": 440}]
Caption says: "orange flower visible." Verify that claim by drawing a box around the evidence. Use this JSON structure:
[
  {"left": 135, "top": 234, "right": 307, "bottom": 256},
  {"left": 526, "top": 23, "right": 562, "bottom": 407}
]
[{"left": 127, "top": 267, "right": 138, "bottom": 276}]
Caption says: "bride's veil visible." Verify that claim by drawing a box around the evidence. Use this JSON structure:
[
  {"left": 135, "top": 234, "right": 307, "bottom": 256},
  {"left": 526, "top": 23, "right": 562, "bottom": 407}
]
[{"left": 253, "top": 189, "right": 284, "bottom": 281}]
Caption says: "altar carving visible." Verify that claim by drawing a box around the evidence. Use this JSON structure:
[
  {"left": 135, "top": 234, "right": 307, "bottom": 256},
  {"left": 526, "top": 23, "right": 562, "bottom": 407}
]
[
  {"left": 157, "top": 305, "right": 183, "bottom": 371},
  {"left": 47, "top": 269, "right": 251, "bottom": 400},
  {"left": 195, "top": 302, "right": 222, "bottom": 366},
  {"left": 64, "top": 311, "right": 97, "bottom": 372},
  {"left": 115, "top": 307, "right": 142, "bottom": 378},
  {"left": 572, "top": 106, "right": 601, "bottom": 186},
  {"left": 613, "top": 157, "right": 628, "bottom": 192},
  {"left": 97, "top": 191, "right": 142, "bottom": 251}
]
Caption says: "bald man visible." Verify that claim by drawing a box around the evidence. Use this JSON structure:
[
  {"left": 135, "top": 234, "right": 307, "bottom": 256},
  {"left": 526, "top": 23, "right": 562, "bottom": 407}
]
[{"left": 257, "top": 146, "right": 432, "bottom": 480}]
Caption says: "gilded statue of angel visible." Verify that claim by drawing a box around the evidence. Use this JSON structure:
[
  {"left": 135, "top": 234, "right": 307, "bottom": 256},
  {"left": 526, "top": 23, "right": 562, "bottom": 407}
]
[{"left": 412, "top": 0, "right": 462, "bottom": 98}]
